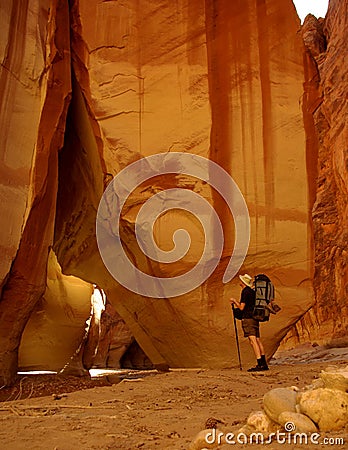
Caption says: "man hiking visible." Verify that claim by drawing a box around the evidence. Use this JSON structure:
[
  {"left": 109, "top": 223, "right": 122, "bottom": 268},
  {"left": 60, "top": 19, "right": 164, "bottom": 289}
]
[{"left": 230, "top": 274, "right": 269, "bottom": 372}]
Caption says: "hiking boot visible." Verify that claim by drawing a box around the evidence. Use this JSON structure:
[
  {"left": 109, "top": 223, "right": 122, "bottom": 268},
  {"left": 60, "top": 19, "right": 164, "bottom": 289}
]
[
  {"left": 247, "top": 364, "right": 269, "bottom": 372},
  {"left": 259, "top": 355, "right": 269, "bottom": 370},
  {"left": 247, "top": 365, "right": 264, "bottom": 372}
]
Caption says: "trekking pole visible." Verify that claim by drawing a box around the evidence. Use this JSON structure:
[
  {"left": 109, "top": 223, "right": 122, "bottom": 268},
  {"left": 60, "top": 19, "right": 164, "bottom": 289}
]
[{"left": 232, "top": 305, "right": 243, "bottom": 370}]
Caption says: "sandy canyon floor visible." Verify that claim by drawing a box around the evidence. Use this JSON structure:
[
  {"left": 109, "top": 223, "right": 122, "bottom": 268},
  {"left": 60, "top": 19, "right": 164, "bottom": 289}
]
[{"left": 0, "top": 345, "right": 347, "bottom": 450}]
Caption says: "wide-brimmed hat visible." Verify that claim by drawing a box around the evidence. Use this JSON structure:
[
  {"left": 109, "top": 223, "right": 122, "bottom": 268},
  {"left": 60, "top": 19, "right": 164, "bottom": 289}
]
[{"left": 239, "top": 274, "right": 254, "bottom": 288}]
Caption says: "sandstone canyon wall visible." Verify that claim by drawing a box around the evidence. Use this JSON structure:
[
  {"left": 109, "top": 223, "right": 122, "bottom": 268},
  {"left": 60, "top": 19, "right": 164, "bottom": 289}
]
[
  {"left": 0, "top": 0, "right": 346, "bottom": 385},
  {"left": 282, "top": 0, "right": 348, "bottom": 348},
  {"left": 0, "top": 0, "right": 71, "bottom": 385},
  {"left": 53, "top": 0, "right": 313, "bottom": 370}
]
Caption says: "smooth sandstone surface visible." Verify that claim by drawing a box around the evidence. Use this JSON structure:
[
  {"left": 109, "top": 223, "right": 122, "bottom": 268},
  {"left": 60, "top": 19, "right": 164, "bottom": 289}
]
[
  {"left": 0, "top": 0, "right": 71, "bottom": 384},
  {"left": 18, "top": 251, "right": 92, "bottom": 371},
  {"left": 0, "top": 1, "right": 46, "bottom": 287}
]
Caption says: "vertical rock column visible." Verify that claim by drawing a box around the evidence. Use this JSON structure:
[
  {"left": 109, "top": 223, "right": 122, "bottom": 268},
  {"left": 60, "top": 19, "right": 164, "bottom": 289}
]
[
  {"left": 311, "top": 0, "right": 348, "bottom": 342},
  {"left": 0, "top": 1, "right": 71, "bottom": 385},
  {"left": 289, "top": 0, "right": 348, "bottom": 345}
]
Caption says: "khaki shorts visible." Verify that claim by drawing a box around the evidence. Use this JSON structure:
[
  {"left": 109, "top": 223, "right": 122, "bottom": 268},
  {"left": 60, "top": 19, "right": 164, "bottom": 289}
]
[{"left": 242, "top": 318, "right": 260, "bottom": 338}]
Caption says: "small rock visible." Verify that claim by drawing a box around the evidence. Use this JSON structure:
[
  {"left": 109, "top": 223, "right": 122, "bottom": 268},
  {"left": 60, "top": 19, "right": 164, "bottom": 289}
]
[
  {"left": 51, "top": 393, "right": 67, "bottom": 400},
  {"left": 299, "top": 388, "right": 348, "bottom": 431},
  {"left": 247, "top": 411, "right": 278, "bottom": 433},
  {"left": 304, "top": 378, "right": 325, "bottom": 391},
  {"left": 289, "top": 386, "right": 299, "bottom": 392},
  {"left": 278, "top": 411, "right": 317, "bottom": 433},
  {"left": 106, "top": 375, "right": 121, "bottom": 385},
  {"left": 205, "top": 417, "right": 225, "bottom": 429},
  {"left": 167, "top": 431, "right": 180, "bottom": 439},
  {"left": 319, "top": 366, "right": 348, "bottom": 392},
  {"left": 263, "top": 388, "right": 298, "bottom": 423},
  {"left": 188, "top": 429, "right": 224, "bottom": 449}
]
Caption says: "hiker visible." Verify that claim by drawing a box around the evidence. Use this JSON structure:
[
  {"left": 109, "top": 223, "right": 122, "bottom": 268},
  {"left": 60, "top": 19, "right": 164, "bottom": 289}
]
[{"left": 230, "top": 274, "right": 269, "bottom": 372}]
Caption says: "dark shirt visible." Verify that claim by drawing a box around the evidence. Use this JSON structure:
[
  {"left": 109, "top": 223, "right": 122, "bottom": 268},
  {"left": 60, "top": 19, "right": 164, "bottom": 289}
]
[{"left": 240, "top": 286, "right": 256, "bottom": 319}]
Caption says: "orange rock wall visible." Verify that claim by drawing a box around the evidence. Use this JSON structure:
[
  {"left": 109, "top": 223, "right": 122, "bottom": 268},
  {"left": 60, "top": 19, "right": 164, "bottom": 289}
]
[
  {"left": 282, "top": 0, "right": 348, "bottom": 347},
  {"left": 1, "top": 0, "right": 347, "bottom": 383},
  {"left": 53, "top": 0, "right": 314, "bottom": 370},
  {"left": 83, "top": 300, "right": 134, "bottom": 369},
  {"left": 0, "top": 0, "right": 71, "bottom": 385}
]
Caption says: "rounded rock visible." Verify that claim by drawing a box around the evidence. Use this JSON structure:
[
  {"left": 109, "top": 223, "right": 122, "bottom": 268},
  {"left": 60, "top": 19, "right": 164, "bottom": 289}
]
[
  {"left": 278, "top": 411, "right": 318, "bottom": 433},
  {"left": 299, "top": 388, "right": 348, "bottom": 431},
  {"left": 263, "top": 387, "right": 298, "bottom": 423}
]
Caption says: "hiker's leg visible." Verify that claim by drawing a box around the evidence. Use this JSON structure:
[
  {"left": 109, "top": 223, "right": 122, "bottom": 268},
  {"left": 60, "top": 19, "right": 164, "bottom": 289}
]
[
  {"left": 243, "top": 320, "right": 265, "bottom": 371},
  {"left": 248, "top": 335, "right": 261, "bottom": 359},
  {"left": 256, "top": 337, "right": 265, "bottom": 355},
  {"left": 256, "top": 338, "right": 269, "bottom": 369}
]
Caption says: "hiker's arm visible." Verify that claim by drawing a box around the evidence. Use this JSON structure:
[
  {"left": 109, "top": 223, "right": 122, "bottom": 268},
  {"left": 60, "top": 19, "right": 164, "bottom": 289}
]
[{"left": 230, "top": 298, "right": 245, "bottom": 310}]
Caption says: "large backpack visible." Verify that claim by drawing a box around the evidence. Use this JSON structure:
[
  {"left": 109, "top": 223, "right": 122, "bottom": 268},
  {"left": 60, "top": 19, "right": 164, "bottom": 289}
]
[{"left": 252, "top": 274, "right": 274, "bottom": 322}]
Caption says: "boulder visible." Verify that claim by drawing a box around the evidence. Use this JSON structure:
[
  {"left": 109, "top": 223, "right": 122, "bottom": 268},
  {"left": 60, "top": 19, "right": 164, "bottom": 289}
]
[
  {"left": 303, "top": 378, "right": 325, "bottom": 392},
  {"left": 263, "top": 388, "right": 298, "bottom": 423},
  {"left": 299, "top": 388, "right": 348, "bottom": 431},
  {"left": 278, "top": 411, "right": 317, "bottom": 433}
]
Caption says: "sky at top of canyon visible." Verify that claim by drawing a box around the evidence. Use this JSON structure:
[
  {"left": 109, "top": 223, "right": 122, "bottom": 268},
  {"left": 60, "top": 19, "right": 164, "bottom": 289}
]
[{"left": 293, "top": 0, "right": 329, "bottom": 22}]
